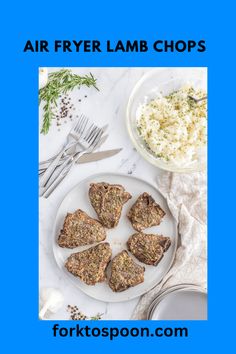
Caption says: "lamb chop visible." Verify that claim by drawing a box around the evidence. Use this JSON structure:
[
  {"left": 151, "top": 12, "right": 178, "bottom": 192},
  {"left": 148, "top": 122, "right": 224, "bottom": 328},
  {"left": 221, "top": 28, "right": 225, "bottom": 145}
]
[
  {"left": 65, "top": 242, "right": 112, "bottom": 285},
  {"left": 127, "top": 192, "right": 165, "bottom": 231},
  {"left": 109, "top": 250, "right": 145, "bottom": 292},
  {"left": 127, "top": 232, "right": 171, "bottom": 266},
  {"left": 58, "top": 209, "right": 106, "bottom": 248},
  {"left": 89, "top": 182, "right": 132, "bottom": 228}
]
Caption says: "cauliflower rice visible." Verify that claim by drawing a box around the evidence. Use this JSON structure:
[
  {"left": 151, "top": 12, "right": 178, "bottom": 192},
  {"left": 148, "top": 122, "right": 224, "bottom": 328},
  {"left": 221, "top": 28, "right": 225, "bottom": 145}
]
[{"left": 136, "top": 86, "right": 207, "bottom": 166}]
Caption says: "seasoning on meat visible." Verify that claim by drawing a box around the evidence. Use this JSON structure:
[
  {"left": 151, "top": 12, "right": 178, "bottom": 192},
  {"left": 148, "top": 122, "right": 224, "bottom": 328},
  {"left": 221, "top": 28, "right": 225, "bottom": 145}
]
[
  {"left": 65, "top": 243, "right": 112, "bottom": 285},
  {"left": 127, "top": 232, "right": 171, "bottom": 266},
  {"left": 127, "top": 192, "right": 165, "bottom": 231},
  {"left": 89, "top": 182, "right": 132, "bottom": 228},
  {"left": 109, "top": 250, "right": 145, "bottom": 292},
  {"left": 58, "top": 209, "right": 106, "bottom": 248}
]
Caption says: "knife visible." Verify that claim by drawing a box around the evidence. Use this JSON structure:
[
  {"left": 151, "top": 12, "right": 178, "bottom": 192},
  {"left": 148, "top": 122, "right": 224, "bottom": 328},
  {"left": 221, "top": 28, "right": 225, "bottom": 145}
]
[
  {"left": 42, "top": 147, "right": 123, "bottom": 198},
  {"left": 77, "top": 148, "right": 122, "bottom": 164},
  {"left": 39, "top": 133, "right": 108, "bottom": 172},
  {"left": 39, "top": 148, "right": 122, "bottom": 174}
]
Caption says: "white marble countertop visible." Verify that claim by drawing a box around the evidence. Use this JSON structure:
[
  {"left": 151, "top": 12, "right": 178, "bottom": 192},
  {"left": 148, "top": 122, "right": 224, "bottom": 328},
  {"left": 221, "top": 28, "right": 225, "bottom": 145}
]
[{"left": 39, "top": 68, "right": 165, "bottom": 320}]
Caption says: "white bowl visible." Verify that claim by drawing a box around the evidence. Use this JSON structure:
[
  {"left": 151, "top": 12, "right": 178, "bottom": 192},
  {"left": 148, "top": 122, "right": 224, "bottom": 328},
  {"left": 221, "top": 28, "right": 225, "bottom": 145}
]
[{"left": 126, "top": 68, "right": 207, "bottom": 173}]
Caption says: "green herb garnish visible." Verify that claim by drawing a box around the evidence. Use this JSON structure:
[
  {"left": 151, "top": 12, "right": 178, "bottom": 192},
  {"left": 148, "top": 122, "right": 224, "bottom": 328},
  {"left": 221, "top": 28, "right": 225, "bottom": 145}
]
[
  {"left": 90, "top": 313, "right": 103, "bottom": 320},
  {"left": 39, "top": 69, "right": 99, "bottom": 134}
]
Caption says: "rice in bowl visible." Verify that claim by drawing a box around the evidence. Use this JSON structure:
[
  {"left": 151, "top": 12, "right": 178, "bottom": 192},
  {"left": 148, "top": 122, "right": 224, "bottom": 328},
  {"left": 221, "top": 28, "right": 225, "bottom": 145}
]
[{"left": 136, "top": 86, "right": 207, "bottom": 167}]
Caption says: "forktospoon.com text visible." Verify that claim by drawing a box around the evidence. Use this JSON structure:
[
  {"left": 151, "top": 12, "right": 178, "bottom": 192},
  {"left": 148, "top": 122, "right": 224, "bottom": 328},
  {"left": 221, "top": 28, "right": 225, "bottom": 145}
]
[{"left": 52, "top": 324, "right": 188, "bottom": 340}]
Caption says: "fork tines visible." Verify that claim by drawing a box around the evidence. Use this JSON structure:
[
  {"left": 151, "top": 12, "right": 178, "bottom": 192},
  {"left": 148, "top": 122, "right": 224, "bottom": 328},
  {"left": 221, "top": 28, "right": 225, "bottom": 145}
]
[{"left": 73, "top": 114, "right": 88, "bottom": 137}]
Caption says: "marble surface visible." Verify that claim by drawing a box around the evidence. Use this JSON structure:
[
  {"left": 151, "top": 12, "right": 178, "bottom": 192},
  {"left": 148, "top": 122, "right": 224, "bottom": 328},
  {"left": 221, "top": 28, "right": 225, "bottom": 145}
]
[{"left": 39, "top": 68, "right": 166, "bottom": 320}]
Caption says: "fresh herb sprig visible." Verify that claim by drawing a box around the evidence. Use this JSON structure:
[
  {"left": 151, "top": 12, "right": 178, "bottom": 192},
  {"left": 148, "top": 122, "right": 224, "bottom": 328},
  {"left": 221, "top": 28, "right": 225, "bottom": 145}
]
[
  {"left": 90, "top": 313, "right": 104, "bottom": 320},
  {"left": 67, "top": 305, "right": 103, "bottom": 320},
  {"left": 39, "top": 69, "right": 99, "bottom": 134}
]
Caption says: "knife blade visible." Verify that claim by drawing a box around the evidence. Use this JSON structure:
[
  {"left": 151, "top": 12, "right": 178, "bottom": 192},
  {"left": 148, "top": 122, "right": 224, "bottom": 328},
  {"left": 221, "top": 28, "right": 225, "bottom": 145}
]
[
  {"left": 76, "top": 148, "right": 122, "bottom": 164},
  {"left": 39, "top": 148, "right": 122, "bottom": 174}
]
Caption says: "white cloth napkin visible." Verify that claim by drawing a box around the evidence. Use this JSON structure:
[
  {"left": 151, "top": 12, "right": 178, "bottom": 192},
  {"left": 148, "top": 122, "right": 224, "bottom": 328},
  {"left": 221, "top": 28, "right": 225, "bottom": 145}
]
[{"left": 131, "top": 171, "right": 207, "bottom": 320}]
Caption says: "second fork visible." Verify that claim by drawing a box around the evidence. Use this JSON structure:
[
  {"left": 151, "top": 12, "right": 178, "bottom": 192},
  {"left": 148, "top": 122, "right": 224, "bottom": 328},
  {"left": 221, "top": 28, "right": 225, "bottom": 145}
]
[{"left": 41, "top": 121, "right": 104, "bottom": 197}]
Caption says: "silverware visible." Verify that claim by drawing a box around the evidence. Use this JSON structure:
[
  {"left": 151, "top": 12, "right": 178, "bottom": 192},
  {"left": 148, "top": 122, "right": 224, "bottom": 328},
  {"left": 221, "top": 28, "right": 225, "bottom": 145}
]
[
  {"left": 39, "top": 125, "right": 108, "bottom": 170},
  {"left": 39, "top": 148, "right": 122, "bottom": 176},
  {"left": 188, "top": 95, "right": 207, "bottom": 103},
  {"left": 39, "top": 133, "right": 108, "bottom": 175},
  {"left": 78, "top": 148, "right": 122, "bottom": 163},
  {"left": 41, "top": 119, "right": 104, "bottom": 197},
  {"left": 39, "top": 114, "right": 89, "bottom": 189}
]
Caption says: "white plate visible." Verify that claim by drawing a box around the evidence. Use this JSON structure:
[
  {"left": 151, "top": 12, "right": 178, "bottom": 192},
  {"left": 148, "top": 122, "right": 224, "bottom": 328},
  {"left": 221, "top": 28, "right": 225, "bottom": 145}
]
[
  {"left": 52, "top": 172, "right": 178, "bottom": 302},
  {"left": 147, "top": 284, "right": 203, "bottom": 319},
  {"left": 151, "top": 289, "right": 207, "bottom": 320}
]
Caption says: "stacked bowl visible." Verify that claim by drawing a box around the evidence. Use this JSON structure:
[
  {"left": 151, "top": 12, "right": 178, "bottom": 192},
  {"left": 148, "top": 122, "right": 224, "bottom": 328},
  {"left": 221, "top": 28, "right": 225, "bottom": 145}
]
[{"left": 147, "top": 284, "right": 207, "bottom": 320}]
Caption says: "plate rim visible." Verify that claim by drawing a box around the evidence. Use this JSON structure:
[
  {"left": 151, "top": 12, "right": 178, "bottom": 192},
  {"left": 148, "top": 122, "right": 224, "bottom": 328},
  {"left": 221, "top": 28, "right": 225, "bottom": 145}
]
[
  {"left": 52, "top": 171, "right": 178, "bottom": 303},
  {"left": 151, "top": 288, "right": 207, "bottom": 320}
]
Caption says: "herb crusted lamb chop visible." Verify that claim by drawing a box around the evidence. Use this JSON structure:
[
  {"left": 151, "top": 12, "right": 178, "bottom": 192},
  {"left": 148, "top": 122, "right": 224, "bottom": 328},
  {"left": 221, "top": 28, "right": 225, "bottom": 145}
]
[
  {"left": 65, "top": 243, "right": 112, "bottom": 285},
  {"left": 58, "top": 209, "right": 106, "bottom": 248},
  {"left": 127, "top": 192, "right": 165, "bottom": 231},
  {"left": 109, "top": 250, "right": 145, "bottom": 292},
  {"left": 89, "top": 182, "right": 132, "bottom": 228},
  {"left": 127, "top": 232, "right": 171, "bottom": 266}
]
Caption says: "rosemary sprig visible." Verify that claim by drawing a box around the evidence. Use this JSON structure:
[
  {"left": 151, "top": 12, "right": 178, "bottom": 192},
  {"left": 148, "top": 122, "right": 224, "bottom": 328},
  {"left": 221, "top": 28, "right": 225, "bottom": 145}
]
[
  {"left": 67, "top": 305, "right": 103, "bottom": 320},
  {"left": 39, "top": 69, "right": 99, "bottom": 134},
  {"left": 90, "top": 313, "right": 104, "bottom": 320}
]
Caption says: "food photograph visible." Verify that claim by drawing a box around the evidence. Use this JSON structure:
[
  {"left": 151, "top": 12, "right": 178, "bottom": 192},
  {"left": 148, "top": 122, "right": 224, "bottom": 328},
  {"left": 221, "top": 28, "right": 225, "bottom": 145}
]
[{"left": 39, "top": 67, "right": 207, "bottom": 320}]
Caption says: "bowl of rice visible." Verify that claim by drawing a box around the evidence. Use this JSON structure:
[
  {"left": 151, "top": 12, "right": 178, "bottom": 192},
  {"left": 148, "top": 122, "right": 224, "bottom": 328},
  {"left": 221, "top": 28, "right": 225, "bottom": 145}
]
[{"left": 126, "top": 68, "right": 207, "bottom": 172}]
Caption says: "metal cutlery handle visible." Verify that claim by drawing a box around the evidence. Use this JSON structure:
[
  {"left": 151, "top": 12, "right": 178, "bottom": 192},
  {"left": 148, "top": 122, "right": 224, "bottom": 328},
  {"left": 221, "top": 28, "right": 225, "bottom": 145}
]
[
  {"left": 39, "top": 152, "right": 64, "bottom": 169},
  {"left": 39, "top": 140, "right": 78, "bottom": 190},
  {"left": 39, "top": 134, "right": 108, "bottom": 175},
  {"left": 39, "top": 143, "right": 77, "bottom": 169},
  {"left": 42, "top": 151, "right": 83, "bottom": 198},
  {"left": 40, "top": 152, "right": 80, "bottom": 196},
  {"left": 197, "top": 96, "right": 207, "bottom": 102},
  {"left": 41, "top": 122, "right": 107, "bottom": 197},
  {"left": 43, "top": 171, "right": 69, "bottom": 198},
  {"left": 39, "top": 147, "right": 65, "bottom": 189},
  {"left": 39, "top": 160, "right": 63, "bottom": 174},
  {"left": 188, "top": 95, "right": 207, "bottom": 103}
]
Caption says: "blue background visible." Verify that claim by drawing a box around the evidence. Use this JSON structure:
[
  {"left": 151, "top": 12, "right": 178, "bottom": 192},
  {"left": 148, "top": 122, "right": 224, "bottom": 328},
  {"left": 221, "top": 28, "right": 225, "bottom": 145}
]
[{"left": 1, "top": 0, "right": 235, "bottom": 352}]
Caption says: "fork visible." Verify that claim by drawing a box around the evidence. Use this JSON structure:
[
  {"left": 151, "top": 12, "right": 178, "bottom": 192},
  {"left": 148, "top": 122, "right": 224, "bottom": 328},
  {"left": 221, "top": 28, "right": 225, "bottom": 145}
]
[
  {"left": 39, "top": 123, "right": 108, "bottom": 175},
  {"left": 39, "top": 133, "right": 108, "bottom": 176},
  {"left": 41, "top": 121, "right": 104, "bottom": 198},
  {"left": 39, "top": 114, "right": 89, "bottom": 189}
]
